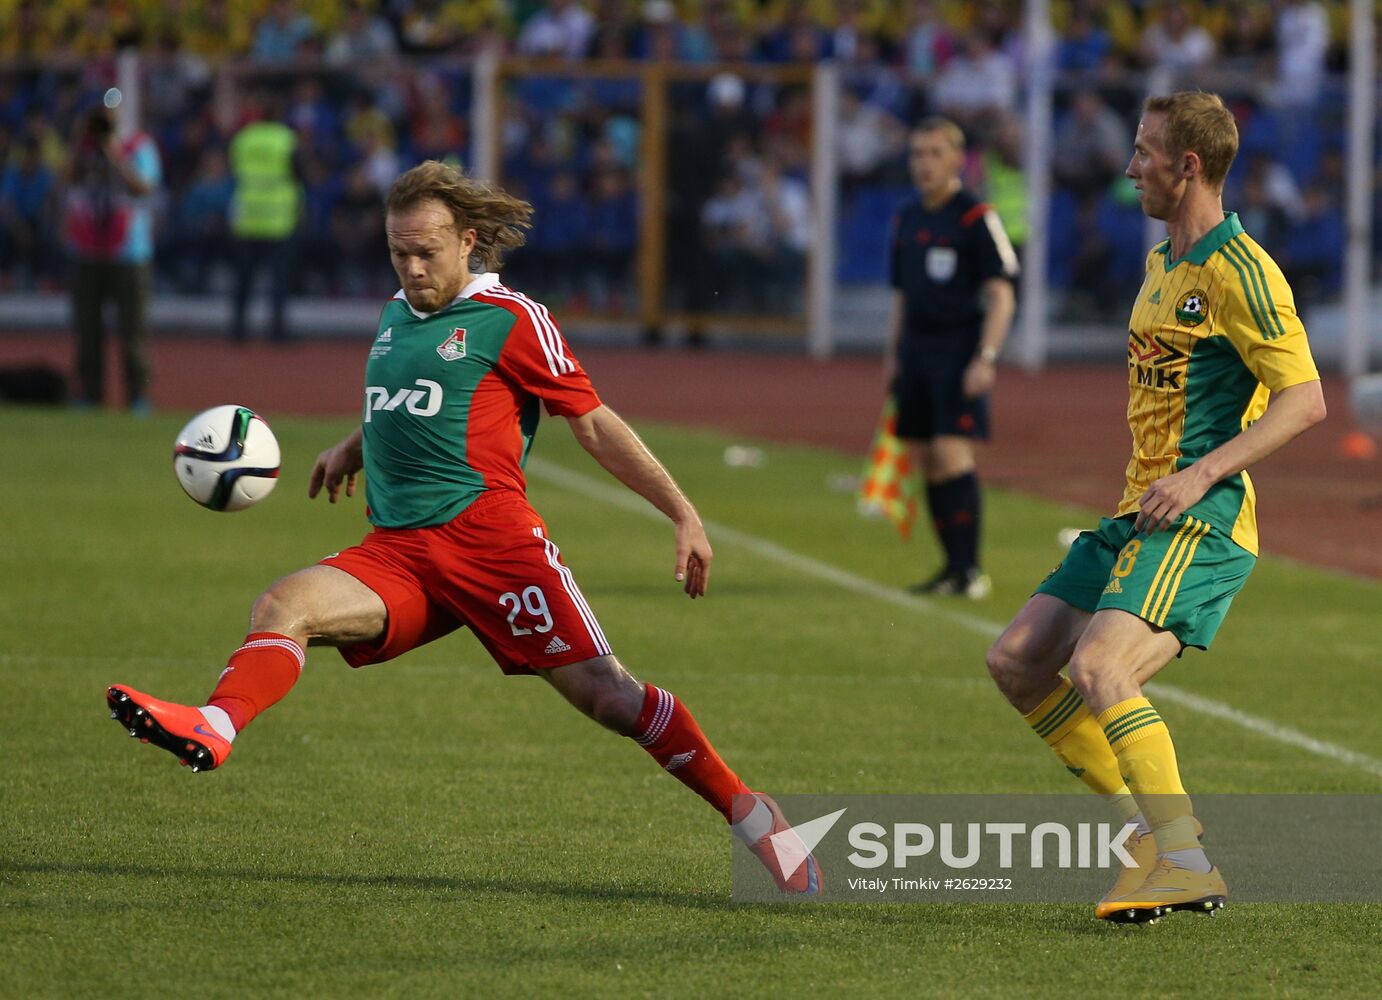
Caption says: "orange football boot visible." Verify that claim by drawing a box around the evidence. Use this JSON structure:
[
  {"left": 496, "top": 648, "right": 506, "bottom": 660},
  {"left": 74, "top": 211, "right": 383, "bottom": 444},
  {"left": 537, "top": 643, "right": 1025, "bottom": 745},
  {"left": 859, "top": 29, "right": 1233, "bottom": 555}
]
[
  {"left": 107, "top": 685, "right": 232, "bottom": 773},
  {"left": 740, "top": 793, "right": 823, "bottom": 896}
]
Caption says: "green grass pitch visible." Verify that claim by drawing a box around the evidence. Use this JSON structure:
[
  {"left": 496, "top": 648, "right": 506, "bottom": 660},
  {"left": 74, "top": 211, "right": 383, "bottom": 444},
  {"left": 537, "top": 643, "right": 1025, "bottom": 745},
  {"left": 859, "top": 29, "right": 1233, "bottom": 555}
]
[{"left": 2, "top": 406, "right": 1379, "bottom": 997}]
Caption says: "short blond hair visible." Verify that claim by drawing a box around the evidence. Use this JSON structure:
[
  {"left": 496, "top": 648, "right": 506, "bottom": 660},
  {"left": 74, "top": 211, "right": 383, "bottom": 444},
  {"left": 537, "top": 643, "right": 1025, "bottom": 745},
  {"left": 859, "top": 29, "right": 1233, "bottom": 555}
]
[
  {"left": 912, "top": 116, "right": 966, "bottom": 152},
  {"left": 1143, "top": 91, "right": 1239, "bottom": 189},
  {"left": 386, "top": 160, "right": 533, "bottom": 272}
]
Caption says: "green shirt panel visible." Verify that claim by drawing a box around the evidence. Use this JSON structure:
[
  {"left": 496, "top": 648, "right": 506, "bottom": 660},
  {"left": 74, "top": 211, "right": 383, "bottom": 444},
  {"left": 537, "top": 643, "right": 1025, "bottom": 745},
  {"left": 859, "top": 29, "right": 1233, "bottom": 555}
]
[{"left": 362, "top": 297, "right": 527, "bottom": 528}]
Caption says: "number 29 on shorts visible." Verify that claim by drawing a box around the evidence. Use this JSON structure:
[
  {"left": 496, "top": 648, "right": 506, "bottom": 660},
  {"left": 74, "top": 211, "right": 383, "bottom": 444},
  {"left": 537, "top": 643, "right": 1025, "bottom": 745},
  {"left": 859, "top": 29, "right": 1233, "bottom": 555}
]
[{"left": 499, "top": 586, "right": 553, "bottom": 636}]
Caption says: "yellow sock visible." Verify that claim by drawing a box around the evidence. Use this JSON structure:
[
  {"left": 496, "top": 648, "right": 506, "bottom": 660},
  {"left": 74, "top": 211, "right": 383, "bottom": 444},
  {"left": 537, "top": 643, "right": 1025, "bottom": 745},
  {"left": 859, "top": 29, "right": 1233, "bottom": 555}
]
[
  {"left": 1024, "top": 678, "right": 1139, "bottom": 826},
  {"left": 1097, "top": 697, "right": 1198, "bottom": 852}
]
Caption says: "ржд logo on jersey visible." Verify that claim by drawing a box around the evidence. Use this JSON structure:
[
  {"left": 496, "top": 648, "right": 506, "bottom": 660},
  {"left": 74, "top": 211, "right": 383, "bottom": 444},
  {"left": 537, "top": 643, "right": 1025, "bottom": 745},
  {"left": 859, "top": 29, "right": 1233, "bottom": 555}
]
[
  {"left": 437, "top": 328, "right": 467, "bottom": 361},
  {"left": 364, "top": 379, "right": 443, "bottom": 421}
]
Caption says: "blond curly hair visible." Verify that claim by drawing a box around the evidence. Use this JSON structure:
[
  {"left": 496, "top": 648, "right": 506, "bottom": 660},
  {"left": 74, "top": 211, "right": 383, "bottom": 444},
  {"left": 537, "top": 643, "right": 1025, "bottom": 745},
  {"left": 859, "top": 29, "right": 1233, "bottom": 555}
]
[{"left": 385, "top": 160, "right": 534, "bottom": 272}]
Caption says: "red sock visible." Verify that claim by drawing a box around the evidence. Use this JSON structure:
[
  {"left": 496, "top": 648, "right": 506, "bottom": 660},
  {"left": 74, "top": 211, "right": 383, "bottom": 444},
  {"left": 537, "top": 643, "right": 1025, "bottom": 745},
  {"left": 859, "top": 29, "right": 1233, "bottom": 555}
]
[
  {"left": 206, "top": 632, "right": 305, "bottom": 732},
  {"left": 633, "top": 685, "right": 751, "bottom": 821}
]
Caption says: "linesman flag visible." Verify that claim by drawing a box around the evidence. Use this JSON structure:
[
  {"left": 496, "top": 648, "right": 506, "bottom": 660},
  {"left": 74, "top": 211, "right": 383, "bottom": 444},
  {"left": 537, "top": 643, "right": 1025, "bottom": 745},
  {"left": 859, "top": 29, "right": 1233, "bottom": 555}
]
[{"left": 857, "top": 396, "right": 918, "bottom": 539}]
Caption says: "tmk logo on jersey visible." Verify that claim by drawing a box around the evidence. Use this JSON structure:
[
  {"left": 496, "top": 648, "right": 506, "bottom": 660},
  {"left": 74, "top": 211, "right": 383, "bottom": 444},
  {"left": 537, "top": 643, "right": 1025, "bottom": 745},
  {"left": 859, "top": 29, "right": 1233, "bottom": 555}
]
[
  {"left": 1175, "top": 289, "right": 1208, "bottom": 327},
  {"left": 363, "top": 379, "right": 443, "bottom": 421},
  {"left": 1127, "top": 331, "right": 1187, "bottom": 390},
  {"left": 437, "top": 328, "right": 467, "bottom": 361}
]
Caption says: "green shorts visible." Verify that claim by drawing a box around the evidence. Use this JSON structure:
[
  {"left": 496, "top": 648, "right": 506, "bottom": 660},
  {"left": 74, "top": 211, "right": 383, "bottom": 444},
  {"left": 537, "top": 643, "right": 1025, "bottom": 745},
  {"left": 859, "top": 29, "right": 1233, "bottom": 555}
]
[{"left": 1036, "top": 514, "right": 1256, "bottom": 650}]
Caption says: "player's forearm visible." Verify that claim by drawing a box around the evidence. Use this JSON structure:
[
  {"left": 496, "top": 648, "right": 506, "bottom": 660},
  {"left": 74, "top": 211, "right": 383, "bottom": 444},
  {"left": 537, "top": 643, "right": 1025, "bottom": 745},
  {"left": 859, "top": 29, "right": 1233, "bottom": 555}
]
[
  {"left": 1185, "top": 380, "right": 1327, "bottom": 488},
  {"left": 569, "top": 405, "right": 700, "bottom": 525},
  {"left": 978, "top": 279, "right": 1015, "bottom": 358},
  {"left": 337, "top": 426, "right": 364, "bottom": 461}
]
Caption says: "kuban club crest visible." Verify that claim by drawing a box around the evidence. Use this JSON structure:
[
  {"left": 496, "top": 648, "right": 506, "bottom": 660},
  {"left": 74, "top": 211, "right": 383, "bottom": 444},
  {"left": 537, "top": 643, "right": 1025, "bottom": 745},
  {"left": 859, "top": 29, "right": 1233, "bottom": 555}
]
[{"left": 1175, "top": 289, "right": 1208, "bottom": 327}]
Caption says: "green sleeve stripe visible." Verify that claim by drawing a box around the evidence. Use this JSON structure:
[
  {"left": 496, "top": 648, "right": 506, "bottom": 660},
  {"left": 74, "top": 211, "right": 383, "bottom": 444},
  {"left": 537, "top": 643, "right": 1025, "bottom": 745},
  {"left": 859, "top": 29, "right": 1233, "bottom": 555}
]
[
  {"left": 1218, "top": 244, "right": 1271, "bottom": 339},
  {"left": 1219, "top": 240, "right": 1277, "bottom": 341},
  {"left": 1221, "top": 240, "right": 1276, "bottom": 340},
  {"left": 1223, "top": 239, "right": 1286, "bottom": 340},
  {"left": 1237, "top": 240, "right": 1288, "bottom": 339}
]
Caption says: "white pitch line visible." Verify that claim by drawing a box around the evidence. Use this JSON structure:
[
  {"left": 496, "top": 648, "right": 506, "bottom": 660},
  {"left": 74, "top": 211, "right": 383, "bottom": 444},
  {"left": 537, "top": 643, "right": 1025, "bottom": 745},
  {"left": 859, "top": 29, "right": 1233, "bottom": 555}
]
[
  {"left": 1141, "top": 684, "right": 1382, "bottom": 779},
  {"left": 528, "top": 457, "right": 1382, "bottom": 781}
]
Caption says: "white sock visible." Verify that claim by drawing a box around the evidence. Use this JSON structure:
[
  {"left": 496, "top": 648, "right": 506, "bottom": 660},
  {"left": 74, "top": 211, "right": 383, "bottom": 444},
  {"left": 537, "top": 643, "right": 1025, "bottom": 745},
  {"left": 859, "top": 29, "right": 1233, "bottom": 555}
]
[
  {"left": 198, "top": 705, "right": 237, "bottom": 743},
  {"left": 1162, "top": 847, "right": 1212, "bottom": 874},
  {"left": 730, "top": 797, "right": 774, "bottom": 844}
]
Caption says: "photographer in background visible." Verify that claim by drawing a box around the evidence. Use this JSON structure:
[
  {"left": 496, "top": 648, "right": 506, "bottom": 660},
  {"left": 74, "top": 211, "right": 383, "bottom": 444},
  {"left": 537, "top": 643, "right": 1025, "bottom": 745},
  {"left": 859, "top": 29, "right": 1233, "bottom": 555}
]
[{"left": 62, "top": 97, "right": 162, "bottom": 413}]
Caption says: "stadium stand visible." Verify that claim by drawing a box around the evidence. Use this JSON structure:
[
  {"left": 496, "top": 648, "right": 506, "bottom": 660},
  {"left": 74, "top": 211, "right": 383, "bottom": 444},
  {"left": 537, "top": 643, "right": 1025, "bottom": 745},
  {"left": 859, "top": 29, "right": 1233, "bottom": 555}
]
[{"left": 0, "top": 0, "right": 1370, "bottom": 322}]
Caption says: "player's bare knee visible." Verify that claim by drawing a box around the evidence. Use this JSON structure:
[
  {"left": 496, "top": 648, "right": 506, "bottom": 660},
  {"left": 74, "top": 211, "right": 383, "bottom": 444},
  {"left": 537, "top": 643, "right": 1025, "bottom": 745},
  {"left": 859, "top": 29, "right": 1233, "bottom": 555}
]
[
  {"left": 984, "top": 636, "right": 1009, "bottom": 683},
  {"left": 549, "top": 656, "right": 643, "bottom": 734},
  {"left": 248, "top": 585, "right": 302, "bottom": 635},
  {"left": 589, "top": 683, "right": 642, "bottom": 735},
  {"left": 592, "top": 662, "right": 644, "bottom": 734},
  {"left": 1066, "top": 651, "right": 1109, "bottom": 702},
  {"left": 986, "top": 629, "right": 1032, "bottom": 690},
  {"left": 987, "top": 628, "right": 1061, "bottom": 710}
]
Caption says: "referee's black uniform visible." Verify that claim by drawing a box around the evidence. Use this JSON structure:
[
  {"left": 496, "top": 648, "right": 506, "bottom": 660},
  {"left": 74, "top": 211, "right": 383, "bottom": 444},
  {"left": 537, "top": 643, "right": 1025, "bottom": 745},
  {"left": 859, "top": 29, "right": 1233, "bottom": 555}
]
[
  {"left": 889, "top": 187, "right": 1018, "bottom": 595},
  {"left": 889, "top": 189, "right": 1017, "bottom": 441}
]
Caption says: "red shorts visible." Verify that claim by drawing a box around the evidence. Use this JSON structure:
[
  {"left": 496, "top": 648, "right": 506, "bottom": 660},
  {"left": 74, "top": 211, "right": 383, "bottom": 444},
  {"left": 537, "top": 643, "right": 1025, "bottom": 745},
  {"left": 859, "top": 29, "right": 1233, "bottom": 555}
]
[{"left": 322, "top": 491, "right": 612, "bottom": 675}]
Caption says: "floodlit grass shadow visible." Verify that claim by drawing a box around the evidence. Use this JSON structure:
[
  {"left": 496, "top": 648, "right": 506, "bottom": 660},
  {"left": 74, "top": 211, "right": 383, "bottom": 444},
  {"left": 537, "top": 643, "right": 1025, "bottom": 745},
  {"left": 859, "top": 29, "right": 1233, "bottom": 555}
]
[{"left": 1, "top": 858, "right": 734, "bottom": 911}]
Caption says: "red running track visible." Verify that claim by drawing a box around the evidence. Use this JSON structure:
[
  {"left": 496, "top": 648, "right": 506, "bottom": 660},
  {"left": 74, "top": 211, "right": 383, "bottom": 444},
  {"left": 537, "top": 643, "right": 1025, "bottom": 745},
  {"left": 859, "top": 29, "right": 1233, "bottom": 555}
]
[{"left": 3, "top": 331, "right": 1377, "bottom": 579}]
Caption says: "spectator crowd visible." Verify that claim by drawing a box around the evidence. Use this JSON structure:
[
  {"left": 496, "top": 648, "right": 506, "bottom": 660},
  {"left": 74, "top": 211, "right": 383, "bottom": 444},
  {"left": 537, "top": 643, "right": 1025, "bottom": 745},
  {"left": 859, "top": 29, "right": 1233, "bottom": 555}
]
[{"left": 0, "top": 0, "right": 1372, "bottom": 318}]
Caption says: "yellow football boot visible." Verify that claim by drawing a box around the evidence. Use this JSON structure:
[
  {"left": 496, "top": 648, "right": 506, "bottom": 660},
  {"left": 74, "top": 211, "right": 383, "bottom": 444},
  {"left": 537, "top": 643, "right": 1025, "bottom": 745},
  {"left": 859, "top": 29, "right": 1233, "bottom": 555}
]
[
  {"left": 1097, "top": 857, "right": 1227, "bottom": 925},
  {"left": 1096, "top": 818, "right": 1205, "bottom": 922}
]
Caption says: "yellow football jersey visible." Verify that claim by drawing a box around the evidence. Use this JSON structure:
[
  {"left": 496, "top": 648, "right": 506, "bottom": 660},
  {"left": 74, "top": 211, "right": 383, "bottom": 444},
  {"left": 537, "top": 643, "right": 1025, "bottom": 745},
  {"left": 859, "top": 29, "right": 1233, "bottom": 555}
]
[{"left": 1118, "top": 213, "right": 1319, "bottom": 555}]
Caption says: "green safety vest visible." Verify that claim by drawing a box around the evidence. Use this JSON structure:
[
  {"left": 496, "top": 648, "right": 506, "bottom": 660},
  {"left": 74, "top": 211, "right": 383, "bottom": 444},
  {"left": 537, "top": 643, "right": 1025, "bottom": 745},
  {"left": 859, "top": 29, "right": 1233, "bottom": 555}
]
[
  {"left": 229, "top": 122, "right": 299, "bottom": 240},
  {"left": 982, "top": 152, "right": 1028, "bottom": 247}
]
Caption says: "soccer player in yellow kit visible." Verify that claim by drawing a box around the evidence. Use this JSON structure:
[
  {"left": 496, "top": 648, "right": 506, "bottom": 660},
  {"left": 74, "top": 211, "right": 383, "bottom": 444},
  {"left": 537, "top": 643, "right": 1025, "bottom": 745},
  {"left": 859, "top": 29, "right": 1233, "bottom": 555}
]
[{"left": 984, "top": 92, "right": 1326, "bottom": 923}]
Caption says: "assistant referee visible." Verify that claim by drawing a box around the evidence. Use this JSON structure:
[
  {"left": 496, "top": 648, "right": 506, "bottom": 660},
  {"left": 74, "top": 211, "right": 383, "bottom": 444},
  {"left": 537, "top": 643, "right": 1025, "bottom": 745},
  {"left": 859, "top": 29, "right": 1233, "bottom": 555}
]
[{"left": 885, "top": 117, "right": 1019, "bottom": 598}]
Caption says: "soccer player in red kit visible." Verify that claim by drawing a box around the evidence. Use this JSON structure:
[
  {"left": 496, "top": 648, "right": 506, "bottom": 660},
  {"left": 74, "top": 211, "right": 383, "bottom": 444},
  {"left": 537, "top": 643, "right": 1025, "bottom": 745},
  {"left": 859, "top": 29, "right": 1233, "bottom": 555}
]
[{"left": 107, "top": 160, "right": 820, "bottom": 895}]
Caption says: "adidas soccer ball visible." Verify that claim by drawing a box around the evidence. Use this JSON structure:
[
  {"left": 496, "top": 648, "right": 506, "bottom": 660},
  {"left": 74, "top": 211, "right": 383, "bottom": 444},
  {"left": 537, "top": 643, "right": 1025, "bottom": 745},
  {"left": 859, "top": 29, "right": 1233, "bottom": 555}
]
[{"left": 173, "top": 405, "right": 281, "bottom": 512}]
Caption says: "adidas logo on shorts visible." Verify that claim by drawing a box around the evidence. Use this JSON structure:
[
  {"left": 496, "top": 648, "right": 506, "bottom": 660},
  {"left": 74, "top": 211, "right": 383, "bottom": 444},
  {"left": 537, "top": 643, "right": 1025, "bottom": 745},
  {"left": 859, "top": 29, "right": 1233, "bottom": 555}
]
[
  {"left": 544, "top": 635, "right": 572, "bottom": 655},
  {"left": 1103, "top": 578, "right": 1124, "bottom": 595}
]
